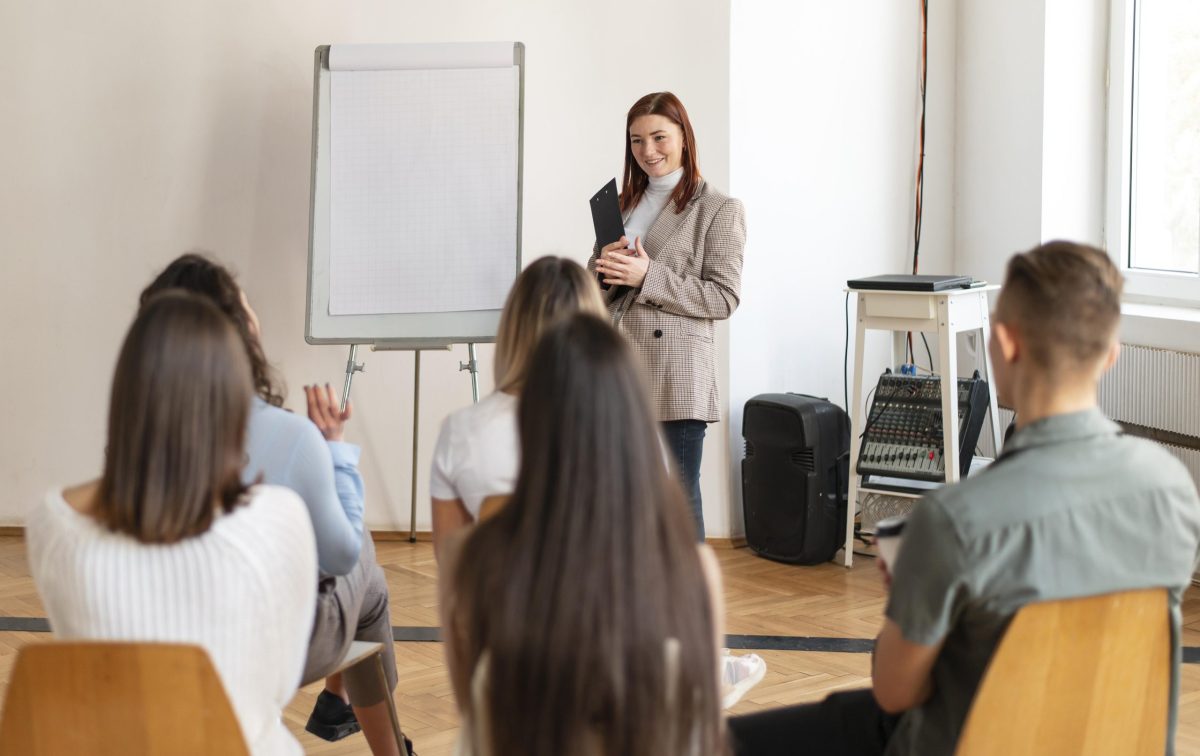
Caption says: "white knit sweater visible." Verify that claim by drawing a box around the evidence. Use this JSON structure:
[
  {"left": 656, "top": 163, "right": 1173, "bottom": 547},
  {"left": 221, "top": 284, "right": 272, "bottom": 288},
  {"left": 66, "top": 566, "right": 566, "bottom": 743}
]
[{"left": 27, "top": 485, "right": 318, "bottom": 756}]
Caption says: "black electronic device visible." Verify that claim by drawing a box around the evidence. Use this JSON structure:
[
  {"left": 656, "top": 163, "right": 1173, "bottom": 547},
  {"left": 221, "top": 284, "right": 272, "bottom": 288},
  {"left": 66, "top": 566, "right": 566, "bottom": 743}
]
[
  {"left": 846, "top": 274, "right": 973, "bottom": 292},
  {"left": 856, "top": 371, "right": 990, "bottom": 483},
  {"left": 742, "top": 393, "right": 849, "bottom": 565}
]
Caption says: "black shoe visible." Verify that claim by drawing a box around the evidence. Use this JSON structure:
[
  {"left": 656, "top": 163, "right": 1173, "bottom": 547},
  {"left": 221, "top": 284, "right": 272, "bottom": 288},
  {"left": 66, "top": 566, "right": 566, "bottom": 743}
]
[{"left": 304, "top": 689, "right": 361, "bottom": 742}]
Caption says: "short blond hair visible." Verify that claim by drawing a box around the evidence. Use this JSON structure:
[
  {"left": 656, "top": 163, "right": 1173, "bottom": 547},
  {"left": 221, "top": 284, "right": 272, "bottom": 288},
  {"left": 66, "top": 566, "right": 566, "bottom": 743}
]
[{"left": 494, "top": 257, "right": 607, "bottom": 393}]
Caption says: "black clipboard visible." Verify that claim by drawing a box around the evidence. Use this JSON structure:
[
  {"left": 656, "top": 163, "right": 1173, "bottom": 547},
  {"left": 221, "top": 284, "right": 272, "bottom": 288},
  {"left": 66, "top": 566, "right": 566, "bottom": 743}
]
[
  {"left": 590, "top": 178, "right": 625, "bottom": 247},
  {"left": 590, "top": 178, "right": 625, "bottom": 291}
]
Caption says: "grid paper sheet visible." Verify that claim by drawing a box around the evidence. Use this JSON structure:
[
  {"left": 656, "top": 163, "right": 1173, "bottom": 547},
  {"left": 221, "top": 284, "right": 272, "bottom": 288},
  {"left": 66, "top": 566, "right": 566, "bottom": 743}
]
[{"left": 329, "top": 66, "right": 518, "bottom": 316}]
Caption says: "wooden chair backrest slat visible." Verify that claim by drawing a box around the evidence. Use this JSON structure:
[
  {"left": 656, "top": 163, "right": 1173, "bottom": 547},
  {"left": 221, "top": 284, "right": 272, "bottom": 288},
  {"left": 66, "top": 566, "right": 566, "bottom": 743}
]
[
  {"left": 0, "top": 642, "right": 248, "bottom": 756},
  {"left": 955, "top": 588, "right": 1170, "bottom": 756}
]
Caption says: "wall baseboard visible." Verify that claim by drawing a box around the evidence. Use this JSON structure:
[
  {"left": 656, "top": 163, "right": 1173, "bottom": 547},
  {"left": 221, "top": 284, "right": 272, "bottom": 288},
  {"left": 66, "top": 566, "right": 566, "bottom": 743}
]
[
  {"left": 0, "top": 526, "right": 443, "bottom": 542},
  {"left": 0, "top": 526, "right": 748, "bottom": 548},
  {"left": 705, "top": 536, "right": 747, "bottom": 549},
  {"left": 372, "top": 532, "right": 749, "bottom": 548},
  {"left": 371, "top": 530, "right": 433, "bottom": 542}
]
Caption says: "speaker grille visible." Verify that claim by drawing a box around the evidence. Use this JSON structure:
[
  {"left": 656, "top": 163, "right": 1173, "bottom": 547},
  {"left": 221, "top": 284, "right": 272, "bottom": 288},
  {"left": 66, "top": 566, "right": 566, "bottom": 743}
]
[
  {"left": 745, "top": 440, "right": 756, "bottom": 457},
  {"left": 790, "top": 448, "right": 815, "bottom": 471}
]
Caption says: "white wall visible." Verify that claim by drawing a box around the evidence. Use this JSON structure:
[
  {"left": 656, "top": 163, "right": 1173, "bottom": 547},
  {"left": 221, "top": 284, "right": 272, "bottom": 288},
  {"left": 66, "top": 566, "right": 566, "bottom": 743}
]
[
  {"left": 0, "top": 0, "right": 733, "bottom": 531},
  {"left": 727, "top": 0, "right": 958, "bottom": 535},
  {"left": 2, "top": 0, "right": 1131, "bottom": 537},
  {"left": 954, "top": 0, "right": 1107, "bottom": 273},
  {"left": 954, "top": 0, "right": 1048, "bottom": 285},
  {"left": 1041, "top": 0, "right": 1108, "bottom": 246}
]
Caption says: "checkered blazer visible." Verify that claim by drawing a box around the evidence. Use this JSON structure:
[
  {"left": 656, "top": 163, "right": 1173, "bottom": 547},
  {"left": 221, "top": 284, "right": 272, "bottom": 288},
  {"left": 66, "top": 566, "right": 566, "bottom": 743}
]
[{"left": 588, "top": 180, "right": 745, "bottom": 422}]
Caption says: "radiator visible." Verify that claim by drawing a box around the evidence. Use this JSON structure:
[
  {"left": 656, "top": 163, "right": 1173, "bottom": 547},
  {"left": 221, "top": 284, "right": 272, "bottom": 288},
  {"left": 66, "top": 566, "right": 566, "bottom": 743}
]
[
  {"left": 1098, "top": 343, "right": 1200, "bottom": 485},
  {"left": 976, "top": 407, "right": 1015, "bottom": 460}
]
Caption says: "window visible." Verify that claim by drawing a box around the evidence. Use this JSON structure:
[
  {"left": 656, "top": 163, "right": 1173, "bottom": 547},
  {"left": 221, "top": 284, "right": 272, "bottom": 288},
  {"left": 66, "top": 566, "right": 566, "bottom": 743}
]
[{"left": 1108, "top": 0, "right": 1200, "bottom": 300}]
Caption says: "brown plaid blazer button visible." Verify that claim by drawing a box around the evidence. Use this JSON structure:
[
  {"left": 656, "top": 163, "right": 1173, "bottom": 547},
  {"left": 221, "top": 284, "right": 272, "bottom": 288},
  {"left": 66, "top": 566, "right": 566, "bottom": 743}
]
[{"left": 654, "top": 329, "right": 663, "bottom": 338}]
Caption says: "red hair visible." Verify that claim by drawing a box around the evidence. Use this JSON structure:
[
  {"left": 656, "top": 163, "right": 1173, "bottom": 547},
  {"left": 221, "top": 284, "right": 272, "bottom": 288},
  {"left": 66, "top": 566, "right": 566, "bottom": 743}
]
[{"left": 620, "top": 92, "right": 702, "bottom": 215}]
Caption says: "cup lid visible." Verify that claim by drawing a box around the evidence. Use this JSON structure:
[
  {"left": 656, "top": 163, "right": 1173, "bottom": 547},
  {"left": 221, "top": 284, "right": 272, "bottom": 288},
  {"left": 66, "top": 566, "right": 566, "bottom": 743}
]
[{"left": 875, "top": 516, "right": 907, "bottom": 538}]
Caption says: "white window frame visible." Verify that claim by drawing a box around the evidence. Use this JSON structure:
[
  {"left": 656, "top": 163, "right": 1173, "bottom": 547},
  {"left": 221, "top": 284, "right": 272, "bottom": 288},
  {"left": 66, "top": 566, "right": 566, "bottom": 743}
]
[{"left": 1106, "top": 0, "right": 1200, "bottom": 304}]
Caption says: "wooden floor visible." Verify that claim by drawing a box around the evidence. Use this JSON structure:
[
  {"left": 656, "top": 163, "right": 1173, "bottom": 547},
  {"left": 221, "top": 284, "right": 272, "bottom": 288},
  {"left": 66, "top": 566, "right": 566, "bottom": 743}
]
[{"left": 1, "top": 536, "right": 1199, "bottom": 754}]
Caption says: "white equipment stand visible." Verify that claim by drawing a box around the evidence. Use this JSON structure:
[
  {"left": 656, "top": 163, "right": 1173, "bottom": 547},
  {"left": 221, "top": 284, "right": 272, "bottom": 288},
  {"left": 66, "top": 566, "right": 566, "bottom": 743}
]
[{"left": 843, "top": 285, "right": 1002, "bottom": 567}]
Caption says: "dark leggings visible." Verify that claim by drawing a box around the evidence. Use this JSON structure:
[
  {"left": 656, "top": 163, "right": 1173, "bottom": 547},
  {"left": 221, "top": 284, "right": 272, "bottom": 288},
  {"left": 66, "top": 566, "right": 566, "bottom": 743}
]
[{"left": 728, "top": 689, "right": 898, "bottom": 756}]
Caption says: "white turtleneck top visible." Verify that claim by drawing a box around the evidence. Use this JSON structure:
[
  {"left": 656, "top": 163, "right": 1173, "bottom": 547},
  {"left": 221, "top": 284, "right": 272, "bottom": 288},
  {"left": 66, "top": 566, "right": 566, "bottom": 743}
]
[{"left": 624, "top": 167, "right": 683, "bottom": 249}]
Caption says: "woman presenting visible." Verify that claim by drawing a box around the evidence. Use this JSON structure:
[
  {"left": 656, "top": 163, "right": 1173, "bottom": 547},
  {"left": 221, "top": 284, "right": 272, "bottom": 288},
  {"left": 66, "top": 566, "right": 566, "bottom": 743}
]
[{"left": 590, "top": 91, "right": 746, "bottom": 541}]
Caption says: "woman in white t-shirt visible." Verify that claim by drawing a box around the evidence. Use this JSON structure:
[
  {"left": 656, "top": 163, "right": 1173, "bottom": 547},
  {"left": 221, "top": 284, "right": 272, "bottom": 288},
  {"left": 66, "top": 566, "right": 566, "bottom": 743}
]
[
  {"left": 430, "top": 257, "right": 607, "bottom": 558},
  {"left": 27, "top": 291, "right": 317, "bottom": 755}
]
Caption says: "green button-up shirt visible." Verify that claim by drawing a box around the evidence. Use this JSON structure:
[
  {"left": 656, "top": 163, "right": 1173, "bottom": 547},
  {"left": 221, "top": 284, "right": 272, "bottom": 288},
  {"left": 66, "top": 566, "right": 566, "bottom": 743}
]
[{"left": 885, "top": 408, "right": 1200, "bottom": 756}]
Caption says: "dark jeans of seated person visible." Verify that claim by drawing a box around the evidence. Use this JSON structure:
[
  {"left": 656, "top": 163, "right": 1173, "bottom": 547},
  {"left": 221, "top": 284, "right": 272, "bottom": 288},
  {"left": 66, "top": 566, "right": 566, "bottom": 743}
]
[{"left": 728, "top": 689, "right": 899, "bottom": 756}]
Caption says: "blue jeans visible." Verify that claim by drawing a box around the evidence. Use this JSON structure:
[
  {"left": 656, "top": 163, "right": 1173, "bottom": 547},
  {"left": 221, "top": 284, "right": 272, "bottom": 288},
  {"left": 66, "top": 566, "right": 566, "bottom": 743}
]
[{"left": 662, "top": 419, "right": 707, "bottom": 541}]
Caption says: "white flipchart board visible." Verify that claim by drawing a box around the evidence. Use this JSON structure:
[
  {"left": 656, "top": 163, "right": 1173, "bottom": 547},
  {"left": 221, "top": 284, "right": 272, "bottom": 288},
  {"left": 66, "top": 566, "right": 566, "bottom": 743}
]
[{"left": 307, "top": 43, "right": 524, "bottom": 347}]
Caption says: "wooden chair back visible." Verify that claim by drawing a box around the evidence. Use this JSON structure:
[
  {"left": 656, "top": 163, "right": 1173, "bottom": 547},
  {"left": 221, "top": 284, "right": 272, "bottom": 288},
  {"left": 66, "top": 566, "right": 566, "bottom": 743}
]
[
  {"left": 955, "top": 588, "right": 1171, "bottom": 756},
  {"left": 0, "top": 642, "right": 248, "bottom": 756},
  {"left": 478, "top": 494, "right": 510, "bottom": 522}
]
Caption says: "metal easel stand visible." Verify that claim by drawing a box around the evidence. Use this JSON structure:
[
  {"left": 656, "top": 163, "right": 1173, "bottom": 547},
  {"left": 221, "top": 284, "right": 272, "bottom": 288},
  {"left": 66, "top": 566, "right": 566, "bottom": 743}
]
[
  {"left": 339, "top": 342, "right": 482, "bottom": 544},
  {"left": 459, "top": 342, "right": 481, "bottom": 404},
  {"left": 340, "top": 345, "right": 365, "bottom": 413}
]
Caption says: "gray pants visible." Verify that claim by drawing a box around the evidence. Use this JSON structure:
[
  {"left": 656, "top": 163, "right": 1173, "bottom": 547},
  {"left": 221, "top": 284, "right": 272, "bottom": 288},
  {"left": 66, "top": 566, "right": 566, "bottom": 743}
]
[{"left": 302, "top": 532, "right": 397, "bottom": 706}]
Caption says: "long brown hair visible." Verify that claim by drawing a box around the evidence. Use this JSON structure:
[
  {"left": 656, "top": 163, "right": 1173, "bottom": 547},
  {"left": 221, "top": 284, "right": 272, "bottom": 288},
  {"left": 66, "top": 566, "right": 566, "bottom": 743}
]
[
  {"left": 96, "top": 291, "right": 254, "bottom": 543},
  {"left": 493, "top": 256, "right": 607, "bottom": 393},
  {"left": 140, "top": 253, "right": 285, "bottom": 407},
  {"left": 620, "top": 91, "right": 702, "bottom": 215},
  {"left": 451, "top": 314, "right": 725, "bottom": 756}
]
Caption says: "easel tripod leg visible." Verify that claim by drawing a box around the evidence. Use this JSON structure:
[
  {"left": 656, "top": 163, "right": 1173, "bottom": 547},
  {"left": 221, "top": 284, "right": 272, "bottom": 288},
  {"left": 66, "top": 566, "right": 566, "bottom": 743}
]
[
  {"left": 409, "top": 351, "right": 421, "bottom": 544},
  {"left": 468, "top": 343, "right": 480, "bottom": 404},
  {"left": 341, "top": 345, "right": 365, "bottom": 413},
  {"left": 460, "top": 343, "right": 481, "bottom": 405}
]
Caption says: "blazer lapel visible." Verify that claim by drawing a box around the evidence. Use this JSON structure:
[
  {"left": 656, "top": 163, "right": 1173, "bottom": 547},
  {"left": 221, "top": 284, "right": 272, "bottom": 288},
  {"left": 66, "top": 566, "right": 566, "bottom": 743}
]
[{"left": 643, "top": 179, "right": 706, "bottom": 258}]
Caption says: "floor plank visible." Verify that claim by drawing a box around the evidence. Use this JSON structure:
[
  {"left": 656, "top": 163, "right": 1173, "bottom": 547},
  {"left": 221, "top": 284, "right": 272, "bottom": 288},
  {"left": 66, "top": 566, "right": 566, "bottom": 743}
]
[{"left": 0, "top": 537, "right": 1197, "bottom": 754}]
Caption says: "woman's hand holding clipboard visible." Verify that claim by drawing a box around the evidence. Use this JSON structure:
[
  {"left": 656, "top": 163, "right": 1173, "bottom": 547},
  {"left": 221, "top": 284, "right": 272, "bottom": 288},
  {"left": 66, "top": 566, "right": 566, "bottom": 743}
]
[{"left": 590, "top": 178, "right": 649, "bottom": 292}]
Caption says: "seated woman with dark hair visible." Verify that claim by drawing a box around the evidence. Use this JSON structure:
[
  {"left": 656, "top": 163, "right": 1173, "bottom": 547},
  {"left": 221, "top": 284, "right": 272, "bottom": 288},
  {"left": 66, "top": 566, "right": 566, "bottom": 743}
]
[
  {"left": 140, "top": 254, "right": 401, "bottom": 755},
  {"left": 28, "top": 291, "right": 317, "bottom": 755},
  {"left": 439, "top": 313, "right": 728, "bottom": 756}
]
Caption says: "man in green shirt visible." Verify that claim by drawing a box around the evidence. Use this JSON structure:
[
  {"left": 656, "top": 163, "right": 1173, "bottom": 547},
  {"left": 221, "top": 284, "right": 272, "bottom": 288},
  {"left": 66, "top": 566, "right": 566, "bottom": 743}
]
[{"left": 730, "top": 241, "right": 1200, "bottom": 756}]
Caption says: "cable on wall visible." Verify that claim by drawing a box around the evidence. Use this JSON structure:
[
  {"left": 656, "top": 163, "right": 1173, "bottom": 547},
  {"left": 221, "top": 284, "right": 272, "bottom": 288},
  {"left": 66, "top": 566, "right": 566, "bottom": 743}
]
[
  {"left": 906, "top": 0, "right": 930, "bottom": 371},
  {"left": 912, "top": 0, "right": 928, "bottom": 277}
]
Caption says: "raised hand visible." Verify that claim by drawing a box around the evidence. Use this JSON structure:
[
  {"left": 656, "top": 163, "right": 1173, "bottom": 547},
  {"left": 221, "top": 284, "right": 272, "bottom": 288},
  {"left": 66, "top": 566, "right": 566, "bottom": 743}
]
[{"left": 305, "top": 383, "right": 352, "bottom": 442}]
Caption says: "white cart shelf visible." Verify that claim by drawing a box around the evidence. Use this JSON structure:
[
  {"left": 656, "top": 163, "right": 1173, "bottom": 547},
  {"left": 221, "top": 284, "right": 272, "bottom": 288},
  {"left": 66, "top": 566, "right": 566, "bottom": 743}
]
[{"left": 843, "top": 285, "right": 1002, "bottom": 567}]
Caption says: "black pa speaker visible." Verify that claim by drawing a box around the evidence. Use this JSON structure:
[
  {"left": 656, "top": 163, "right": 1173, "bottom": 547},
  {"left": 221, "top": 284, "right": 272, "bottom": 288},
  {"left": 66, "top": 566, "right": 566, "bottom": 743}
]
[{"left": 742, "top": 394, "right": 849, "bottom": 564}]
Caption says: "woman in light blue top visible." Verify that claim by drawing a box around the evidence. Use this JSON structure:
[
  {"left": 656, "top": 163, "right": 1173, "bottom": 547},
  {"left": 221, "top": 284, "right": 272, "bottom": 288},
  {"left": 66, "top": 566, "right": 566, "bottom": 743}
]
[
  {"left": 141, "top": 254, "right": 405, "bottom": 756},
  {"left": 244, "top": 391, "right": 364, "bottom": 575}
]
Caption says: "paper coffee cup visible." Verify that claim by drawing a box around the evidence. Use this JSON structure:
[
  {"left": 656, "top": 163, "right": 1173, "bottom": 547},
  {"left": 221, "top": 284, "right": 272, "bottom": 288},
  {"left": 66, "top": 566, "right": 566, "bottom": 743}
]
[{"left": 874, "top": 516, "right": 908, "bottom": 569}]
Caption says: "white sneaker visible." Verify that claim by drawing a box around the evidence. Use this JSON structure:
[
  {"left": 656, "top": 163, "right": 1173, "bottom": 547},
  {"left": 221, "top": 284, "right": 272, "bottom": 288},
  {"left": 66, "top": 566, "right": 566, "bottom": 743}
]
[{"left": 721, "top": 651, "right": 767, "bottom": 709}]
